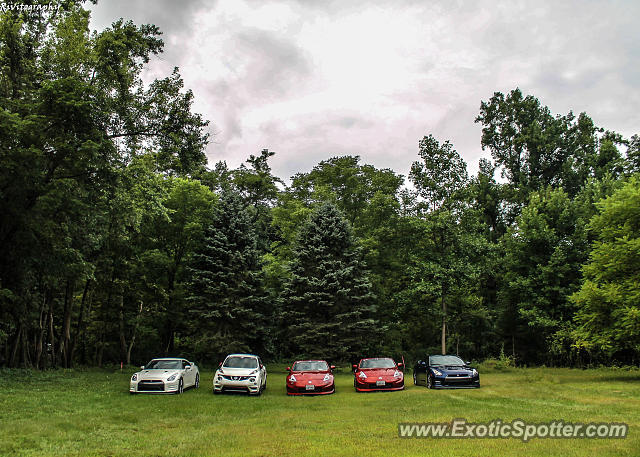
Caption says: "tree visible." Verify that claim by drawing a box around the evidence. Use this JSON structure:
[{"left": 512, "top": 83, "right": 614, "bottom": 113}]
[
  {"left": 407, "top": 135, "right": 482, "bottom": 355},
  {"left": 143, "top": 177, "right": 215, "bottom": 355},
  {"left": 281, "top": 202, "right": 376, "bottom": 361},
  {"left": 186, "top": 192, "right": 270, "bottom": 362},
  {"left": 475, "top": 88, "right": 624, "bottom": 204},
  {"left": 571, "top": 175, "right": 640, "bottom": 359},
  {"left": 409, "top": 135, "right": 468, "bottom": 212}
]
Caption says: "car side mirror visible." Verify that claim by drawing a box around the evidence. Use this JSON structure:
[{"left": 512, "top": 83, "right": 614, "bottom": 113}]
[
  {"left": 185, "top": 365, "right": 191, "bottom": 370},
  {"left": 330, "top": 365, "right": 336, "bottom": 370},
  {"left": 398, "top": 362, "right": 404, "bottom": 369},
  {"left": 140, "top": 365, "right": 145, "bottom": 370},
  {"left": 465, "top": 361, "right": 471, "bottom": 365},
  {"left": 352, "top": 364, "right": 357, "bottom": 371},
  {"left": 286, "top": 366, "right": 291, "bottom": 371}
]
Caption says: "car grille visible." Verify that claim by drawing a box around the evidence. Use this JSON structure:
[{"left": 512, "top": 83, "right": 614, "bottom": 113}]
[
  {"left": 138, "top": 380, "right": 164, "bottom": 392},
  {"left": 221, "top": 386, "right": 249, "bottom": 392},
  {"left": 222, "top": 375, "right": 250, "bottom": 381}
]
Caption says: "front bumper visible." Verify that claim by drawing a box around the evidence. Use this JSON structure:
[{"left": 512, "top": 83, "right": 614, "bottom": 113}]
[
  {"left": 213, "top": 376, "right": 261, "bottom": 394},
  {"left": 286, "top": 382, "right": 335, "bottom": 395},
  {"left": 433, "top": 375, "right": 480, "bottom": 389},
  {"left": 130, "top": 379, "right": 181, "bottom": 393},
  {"left": 355, "top": 378, "right": 404, "bottom": 392}
]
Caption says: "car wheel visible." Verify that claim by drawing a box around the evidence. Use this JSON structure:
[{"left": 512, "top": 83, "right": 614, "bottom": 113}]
[
  {"left": 427, "top": 374, "right": 434, "bottom": 389},
  {"left": 195, "top": 374, "right": 200, "bottom": 389},
  {"left": 213, "top": 388, "right": 220, "bottom": 395},
  {"left": 177, "top": 378, "right": 184, "bottom": 394},
  {"left": 413, "top": 372, "right": 417, "bottom": 385}
]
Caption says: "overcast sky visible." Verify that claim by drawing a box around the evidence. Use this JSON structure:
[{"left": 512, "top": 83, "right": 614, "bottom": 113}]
[{"left": 90, "top": 0, "right": 640, "bottom": 181}]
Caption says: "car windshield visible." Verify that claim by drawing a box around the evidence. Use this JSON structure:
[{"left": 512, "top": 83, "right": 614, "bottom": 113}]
[
  {"left": 429, "top": 355, "right": 465, "bottom": 366},
  {"left": 292, "top": 361, "right": 329, "bottom": 371},
  {"left": 145, "top": 359, "right": 181, "bottom": 370},
  {"left": 223, "top": 356, "right": 258, "bottom": 369},
  {"left": 360, "top": 358, "right": 395, "bottom": 369}
]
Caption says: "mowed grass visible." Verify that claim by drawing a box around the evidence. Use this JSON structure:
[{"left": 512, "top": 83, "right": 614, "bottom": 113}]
[{"left": 0, "top": 366, "right": 638, "bottom": 457}]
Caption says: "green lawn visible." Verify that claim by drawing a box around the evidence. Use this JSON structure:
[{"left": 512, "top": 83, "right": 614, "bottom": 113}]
[{"left": 0, "top": 366, "right": 638, "bottom": 456}]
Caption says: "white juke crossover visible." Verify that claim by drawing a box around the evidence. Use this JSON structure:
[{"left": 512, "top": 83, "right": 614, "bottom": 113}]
[
  {"left": 213, "top": 354, "right": 267, "bottom": 395},
  {"left": 130, "top": 358, "right": 200, "bottom": 394}
]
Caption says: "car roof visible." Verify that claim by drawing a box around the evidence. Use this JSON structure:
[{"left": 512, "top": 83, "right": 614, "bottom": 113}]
[
  {"left": 150, "top": 357, "right": 186, "bottom": 361},
  {"left": 293, "top": 359, "right": 328, "bottom": 363},
  {"left": 225, "top": 353, "right": 258, "bottom": 358},
  {"left": 360, "top": 357, "right": 394, "bottom": 361}
]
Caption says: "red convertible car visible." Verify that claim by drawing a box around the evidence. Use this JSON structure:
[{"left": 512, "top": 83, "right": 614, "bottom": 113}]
[
  {"left": 353, "top": 357, "right": 404, "bottom": 392},
  {"left": 286, "top": 360, "right": 336, "bottom": 395}
]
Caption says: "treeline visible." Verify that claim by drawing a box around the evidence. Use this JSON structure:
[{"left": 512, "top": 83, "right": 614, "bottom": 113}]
[{"left": 1, "top": 2, "right": 639, "bottom": 369}]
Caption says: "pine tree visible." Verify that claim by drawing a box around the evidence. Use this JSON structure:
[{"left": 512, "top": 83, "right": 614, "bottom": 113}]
[
  {"left": 281, "top": 202, "right": 376, "bottom": 361},
  {"left": 186, "top": 192, "right": 270, "bottom": 362}
]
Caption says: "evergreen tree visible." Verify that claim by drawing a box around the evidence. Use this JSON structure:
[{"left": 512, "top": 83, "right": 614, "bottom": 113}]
[
  {"left": 186, "top": 192, "right": 270, "bottom": 362},
  {"left": 281, "top": 203, "right": 376, "bottom": 361}
]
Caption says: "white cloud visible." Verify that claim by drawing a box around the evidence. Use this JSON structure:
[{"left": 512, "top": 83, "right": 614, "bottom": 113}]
[{"left": 90, "top": 0, "right": 640, "bottom": 181}]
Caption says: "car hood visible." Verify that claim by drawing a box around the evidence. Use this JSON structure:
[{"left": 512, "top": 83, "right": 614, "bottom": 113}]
[
  {"left": 359, "top": 368, "right": 400, "bottom": 378},
  {"left": 217, "top": 367, "right": 259, "bottom": 376},
  {"left": 433, "top": 365, "right": 475, "bottom": 375},
  {"left": 136, "top": 369, "right": 182, "bottom": 381},
  {"left": 290, "top": 372, "right": 332, "bottom": 382}
]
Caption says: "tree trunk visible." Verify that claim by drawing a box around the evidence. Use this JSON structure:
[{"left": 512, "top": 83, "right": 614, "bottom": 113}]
[
  {"left": 164, "top": 267, "right": 177, "bottom": 355},
  {"left": 441, "top": 293, "right": 447, "bottom": 355},
  {"left": 70, "top": 279, "right": 91, "bottom": 367},
  {"left": 21, "top": 325, "right": 31, "bottom": 368},
  {"left": 58, "top": 280, "right": 74, "bottom": 368},
  {"left": 118, "top": 294, "right": 127, "bottom": 364},
  {"left": 126, "top": 301, "right": 143, "bottom": 365},
  {"left": 48, "top": 295, "right": 56, "bottom": 368},
  {"left": 9, "top": 324, "right": 22, "bottom": 367},
  {"left": 35, "top": 291, "right": 49, "bottom": 369}
]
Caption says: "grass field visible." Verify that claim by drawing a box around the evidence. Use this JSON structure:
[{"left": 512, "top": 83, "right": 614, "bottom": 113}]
[{"left": 0, "top": 365, "right": 638, "bottom": 457}]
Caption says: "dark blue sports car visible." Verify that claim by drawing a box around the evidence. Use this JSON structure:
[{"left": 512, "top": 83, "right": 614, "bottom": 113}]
[{"left": 413, "top": 355, "right": 480, "bottom": 389}]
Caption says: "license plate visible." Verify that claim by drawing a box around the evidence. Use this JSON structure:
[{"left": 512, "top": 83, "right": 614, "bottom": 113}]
[
  {"left": 305, "top": 384, "right": 315, "bottom": 390},
  {"left": 376, "top": 380, "right": 385, "bottom": 386}
]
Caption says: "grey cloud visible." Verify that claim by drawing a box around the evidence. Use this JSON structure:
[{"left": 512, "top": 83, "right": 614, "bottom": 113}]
[{"left": 232, "top": 28, "right": 311, "bottom": 100}]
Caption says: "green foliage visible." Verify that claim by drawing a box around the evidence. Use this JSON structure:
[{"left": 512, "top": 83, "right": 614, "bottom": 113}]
[
  {"left": 572, "top": 175, "right": 640, "bottom": 355},
  {"left": 186, "top": 192, "right": 270, "bottom": 362},
  {"left": 409, "top": 135, "right": 469, "bottom": 212},
  {"left": 281, "top": 203, "right": 376, "bottom": 361}
]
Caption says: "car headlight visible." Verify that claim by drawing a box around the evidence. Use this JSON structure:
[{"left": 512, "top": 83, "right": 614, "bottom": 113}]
[
  {"left": 323, "top": 374, "right": 331, "bottom": 382},
  {"left": 289, "top": 375, "right": 296, "bottom": 382},
  {"left": 432, "top": 369, "right": 443, "bottom": 376},
  {"left": 393, "top": 370, "right": 402, "bottom": 378},
  {"left": 167, "top": 374, "right": 177, "bottom": 382},
  {"left": 249, "top": 370, "right": 257, "bottom": 375},
  {"left": 217, "top": 369, "right": 224, "bottom": 375},
  {"left": 131, "top": 374, "right": 137, "bottom": 382},
  {"left": 358, "top": 371, "right": 367, "bottom": 379},
  {"left": 472, "top": 369, "right": 478, "bottom": 376}
]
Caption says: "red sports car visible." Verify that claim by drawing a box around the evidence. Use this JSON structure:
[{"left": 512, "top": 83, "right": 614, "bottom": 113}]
[
  {"left": 353, "top": 357, "right": 404, "bottom": 392},
  {"left": 286, "top": 360, "right": 336, "bottom": 395}
]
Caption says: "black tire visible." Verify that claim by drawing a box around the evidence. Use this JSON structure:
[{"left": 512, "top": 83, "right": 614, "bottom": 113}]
[
  {"left": 177, "top": 378, "right": 184, "bottom": 394},
  {"left": 129, "top": 391, "right": 136, "bottom": 395},
  {"left": 427, "top": 374, "right": 434, "bottom": 389},
  {"left": 194, "top": 374, "right": 200, "bottom": 389},
  {"left": 213, "top": 389, "right": 221, "bottom": 395}
]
